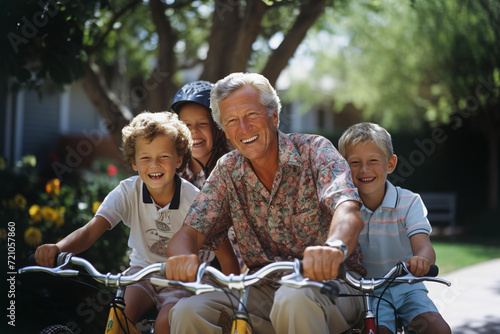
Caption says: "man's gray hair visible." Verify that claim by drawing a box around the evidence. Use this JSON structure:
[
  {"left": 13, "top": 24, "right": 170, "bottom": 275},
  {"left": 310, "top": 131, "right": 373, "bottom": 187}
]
[{"left": 210, "top": 72, "right": 282, "bottom": 129}]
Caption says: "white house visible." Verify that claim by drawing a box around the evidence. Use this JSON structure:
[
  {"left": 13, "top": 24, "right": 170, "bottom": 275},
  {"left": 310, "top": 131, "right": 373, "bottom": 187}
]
[{"left": 1, "top": 78, "right": 115, "bottom": 176}]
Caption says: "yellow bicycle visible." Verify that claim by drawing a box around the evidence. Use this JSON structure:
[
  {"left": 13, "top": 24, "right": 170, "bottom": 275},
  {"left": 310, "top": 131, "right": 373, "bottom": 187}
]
[{"left": 19, "top": 253, "right": 164, "bottom": 334}]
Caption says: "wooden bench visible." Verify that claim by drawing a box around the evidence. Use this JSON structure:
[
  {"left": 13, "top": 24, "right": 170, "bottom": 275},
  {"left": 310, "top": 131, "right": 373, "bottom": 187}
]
[{"left": 420, "top": 192, "right": 457, "bottom": 240}]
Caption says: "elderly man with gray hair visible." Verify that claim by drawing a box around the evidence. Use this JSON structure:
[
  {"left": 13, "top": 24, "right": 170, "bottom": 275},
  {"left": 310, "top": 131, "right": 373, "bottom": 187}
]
[{"left": 166, "top": 72, "right": 366, "bottom": 334}]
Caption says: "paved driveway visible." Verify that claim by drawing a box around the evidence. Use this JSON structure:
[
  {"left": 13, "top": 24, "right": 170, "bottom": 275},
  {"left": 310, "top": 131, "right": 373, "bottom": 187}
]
[{"left": 426, "top": 258, "right": 500, "bottom": 334}]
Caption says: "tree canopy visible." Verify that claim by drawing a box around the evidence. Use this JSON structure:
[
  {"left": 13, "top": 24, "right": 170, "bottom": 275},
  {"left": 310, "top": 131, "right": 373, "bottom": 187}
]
[
  {"left": 2, "top": 0, "right": 498, "bottom": 207},
  {"left": 282, "top": 0, "right": 499, "bottom": 207},
  {"left": 2, "top": 0, "right": 333, "bottom": 146}
]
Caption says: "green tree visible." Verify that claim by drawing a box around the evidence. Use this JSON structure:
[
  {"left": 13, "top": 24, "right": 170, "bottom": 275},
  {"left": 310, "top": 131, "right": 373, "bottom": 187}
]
[
  {"left": 413, "top": 0, "right": 500, "bottom": 209},
  {"left": 284, "top": 0, "right": 500, "bottom": 208},
  {"left": 1, "top": 0, "right": 330, "bottom": 146}
]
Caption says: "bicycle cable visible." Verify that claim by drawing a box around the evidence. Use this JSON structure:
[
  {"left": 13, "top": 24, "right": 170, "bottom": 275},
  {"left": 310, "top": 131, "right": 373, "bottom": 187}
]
[{"left": 374, "top": 275, "right": 399, "bottom": 333}]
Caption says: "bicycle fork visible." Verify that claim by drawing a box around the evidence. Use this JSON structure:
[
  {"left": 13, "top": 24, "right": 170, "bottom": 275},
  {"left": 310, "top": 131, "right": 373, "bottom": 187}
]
[
  {"left": 106, "top": 288, "right": 142, "bottom": 334},
  {"left": 231, "top": 286, "right": 251, "bottom": 334},
  {"left": 363, "top": 293, "right": 376, "bottom": 334}
]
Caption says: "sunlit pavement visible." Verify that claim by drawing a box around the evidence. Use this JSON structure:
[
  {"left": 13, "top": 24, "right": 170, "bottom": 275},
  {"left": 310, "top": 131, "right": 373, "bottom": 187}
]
[{"left": 426, "top": 258, "right": 500, "bottom": 334}]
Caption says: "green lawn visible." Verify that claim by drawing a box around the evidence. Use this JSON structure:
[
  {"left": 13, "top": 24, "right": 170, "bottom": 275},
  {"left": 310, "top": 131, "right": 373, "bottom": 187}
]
[{"left": 433, "top": 241, "right": 500, "bottom": 274}]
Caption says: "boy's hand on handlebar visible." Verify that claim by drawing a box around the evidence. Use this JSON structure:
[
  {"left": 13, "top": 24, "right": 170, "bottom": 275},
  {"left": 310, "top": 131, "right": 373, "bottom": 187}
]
[
  {"left": 35, "top": 244, "right": 60, "bottom": 268},
  {"left": 406, "top": 256, "right": 431, "bottom": 277},
  {"left": 303, "top": 246, "right": 344, "bottom": 282},
  {"left": 165, "top": 254, "right": 200, "bottom": 282}
]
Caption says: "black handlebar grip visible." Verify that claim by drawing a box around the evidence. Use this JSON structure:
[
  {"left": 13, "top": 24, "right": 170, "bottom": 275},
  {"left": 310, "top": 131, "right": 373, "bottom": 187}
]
[
  {"left": 337, "top": 263, "right": 347, "bottom": 279},
  {"left": 425, "top": 264, "right": 439, "bottom": 277},
  {"left": 28, "top": 253, "right": 37, "bottom": 265},
  {"left": 28, "top": 252, "right": 68, "bottom": 267}
]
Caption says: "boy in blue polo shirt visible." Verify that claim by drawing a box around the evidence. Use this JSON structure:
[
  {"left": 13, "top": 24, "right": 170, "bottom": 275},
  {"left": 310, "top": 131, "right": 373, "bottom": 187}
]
[{"left": 339, "top": 122, "right": 450, "bottom": 334}]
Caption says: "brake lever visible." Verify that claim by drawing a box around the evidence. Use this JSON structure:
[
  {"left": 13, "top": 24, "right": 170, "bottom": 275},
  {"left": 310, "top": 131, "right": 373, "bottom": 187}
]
[
  {"left": 150, "top": 277, "right": 223, "bottom": 295},
  {"left": 280, "top": 258, "right": 305, "bottom": 282},
  {"left": 18, "top": 257, "right": 80, "bottom": 277},
  {"left": 393, "top": 274, "right": 452, "bottom": 286},
  {"left": 395, "top": 262, "right": 451, "bottom": 286}
]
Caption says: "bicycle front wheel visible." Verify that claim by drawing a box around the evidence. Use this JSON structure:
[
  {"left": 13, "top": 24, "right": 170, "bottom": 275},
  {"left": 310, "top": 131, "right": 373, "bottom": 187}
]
[{"left": 39, "top": 325, "right": 73, "bottom": 334}]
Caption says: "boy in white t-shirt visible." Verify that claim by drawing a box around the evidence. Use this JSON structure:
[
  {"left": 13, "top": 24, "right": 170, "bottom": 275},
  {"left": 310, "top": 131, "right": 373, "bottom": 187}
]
[
  {"left": 338, "top": 122, "right": 451, "bottom": 334},
  {"left": 35, "top": 111, "right": 240, "bottom": 333}
]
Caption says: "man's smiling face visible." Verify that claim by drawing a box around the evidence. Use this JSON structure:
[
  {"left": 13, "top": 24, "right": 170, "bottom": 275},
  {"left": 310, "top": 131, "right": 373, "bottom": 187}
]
[{"left": 219, "top": 85, "right": 279, "bottom": 164}]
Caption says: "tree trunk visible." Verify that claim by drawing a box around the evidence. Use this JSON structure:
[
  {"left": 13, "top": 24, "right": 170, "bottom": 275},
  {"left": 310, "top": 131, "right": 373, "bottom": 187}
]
[
  {"left": 229, "top": 1, "right": 268, "bottom": 73},
  {"left": 262, "top": 0, "right": 327, "bottom": 86},
  {"left": 201, "top": 0, "right": 242, "bottom": 82},
  {"left": 79, "top": 2, "right": 329, "bottom": 149},
  {"left": 80, "top": 61, "right": 134, "bottom": 148},
  {"left": 147, "top": 0, "right": 177, "bottom": 112}
]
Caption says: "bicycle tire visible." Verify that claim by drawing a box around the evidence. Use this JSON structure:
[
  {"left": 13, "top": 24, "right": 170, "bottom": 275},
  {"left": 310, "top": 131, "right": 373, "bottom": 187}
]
[{"left": 39, "top": 325, "right": 74, "bottom": 334}]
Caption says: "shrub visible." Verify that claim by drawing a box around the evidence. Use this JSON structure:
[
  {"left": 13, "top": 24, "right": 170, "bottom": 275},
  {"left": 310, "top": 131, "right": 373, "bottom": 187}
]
[{"left": 0, "top": 155, "right": 130, "bottom": 272}]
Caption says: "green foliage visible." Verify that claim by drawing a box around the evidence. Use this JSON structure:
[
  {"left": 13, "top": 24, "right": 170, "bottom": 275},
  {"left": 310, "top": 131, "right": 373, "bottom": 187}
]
[
  {"left": 412, "top": 0, "right": 500, "bottom": 127},
  {"left": 1, "top": 0, "right": 109, "bottom": 87},
  {"left": 0, "top": 155, "right": 129, "bottom": 272},
  {"left": 283, "top": 0, "right": 500, "bottom": 131}
]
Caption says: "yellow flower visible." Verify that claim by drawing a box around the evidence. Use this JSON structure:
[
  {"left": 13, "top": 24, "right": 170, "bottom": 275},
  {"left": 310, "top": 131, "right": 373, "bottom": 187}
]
[
  {"left": 55, "top": 206, "right": 65, "bottom": 227},
  {"left": 55, "top": 215, "right": 65, "bottom": 227},
  {"left": 41, "top": 206, "right": 59, "bottom": 222},
  {"left": 29, "top": 205, "right": 43, "bottom": 223},
  {"left": 13, "top": 194, "right": 27, "bottom": 210},
  {"left": 45, "top": 178, "right": 61, "bottom": 196},
  {"left": 92, "top": 201, "right": 102, "bottom": 214},
  {"left": 24, "top": 227, "right": 42, "bottom": 246},
  {"left": 0, "top": 229, "right": 6, "bottom": 241}
]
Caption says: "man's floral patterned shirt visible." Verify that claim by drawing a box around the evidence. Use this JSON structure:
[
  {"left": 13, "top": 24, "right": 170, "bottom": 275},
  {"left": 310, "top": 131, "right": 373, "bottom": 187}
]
[{"left": 184, "top": 131, "right": 366, "bottom": 276}]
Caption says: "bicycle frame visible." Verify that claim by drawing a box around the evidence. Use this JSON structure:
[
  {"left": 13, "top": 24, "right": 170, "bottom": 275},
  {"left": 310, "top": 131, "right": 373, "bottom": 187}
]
[
  {"left": 105, "top": 288, "right": 143, "bottom": 334},
  {"left": 230, "top": 286, "right": 252, "bottom": 334}
]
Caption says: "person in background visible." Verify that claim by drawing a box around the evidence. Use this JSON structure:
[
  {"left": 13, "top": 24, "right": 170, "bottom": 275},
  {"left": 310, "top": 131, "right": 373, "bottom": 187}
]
[
  {"left": 338, "top": 122, "right": 451, "bottom": 334},
  {"left": 171, "top": 80, "right": 245, "bottom": 271},
  {"left": 165, "top": 72, "right": 366, "bottom": 334},
  {"left": 170, "top": 80, "right": 230, "bottom": 189}
]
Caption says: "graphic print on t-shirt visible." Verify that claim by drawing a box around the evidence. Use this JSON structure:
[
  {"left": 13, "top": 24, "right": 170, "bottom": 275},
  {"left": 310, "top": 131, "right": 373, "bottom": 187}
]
[{"left": 150, "top": 218, "right": 174, "bottom": 256}]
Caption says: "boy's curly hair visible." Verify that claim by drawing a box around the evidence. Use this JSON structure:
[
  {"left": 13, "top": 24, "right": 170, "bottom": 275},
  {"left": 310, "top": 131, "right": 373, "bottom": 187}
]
[{"left": 121, "top": 111, "right": 193, "bottom": 172}]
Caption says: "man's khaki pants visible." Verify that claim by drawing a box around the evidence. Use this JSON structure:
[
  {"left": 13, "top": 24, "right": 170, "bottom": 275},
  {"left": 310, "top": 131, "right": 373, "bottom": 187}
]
[{"left": 169, "top": 279, "right": 362, "bottom": 334}]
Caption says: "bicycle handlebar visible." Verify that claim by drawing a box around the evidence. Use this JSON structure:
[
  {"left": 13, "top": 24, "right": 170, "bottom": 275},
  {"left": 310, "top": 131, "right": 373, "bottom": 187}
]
[
  {"left": 150, "top": 261, "right": 450, "bottom": 299},
  {"left": 19, "top": 254, "right": 450, "bottom": 301},
  {"left": 150, "top": 259, "right": 341, "bottom": 301},
  {"left": 341, "top": 262, "right": 451, "bottom": 293},
  {"left": 19, "top": 252, "right": 166, "bottom": 288}
]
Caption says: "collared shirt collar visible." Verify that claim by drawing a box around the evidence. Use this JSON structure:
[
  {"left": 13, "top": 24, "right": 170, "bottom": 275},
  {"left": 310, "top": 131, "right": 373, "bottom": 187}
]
[
  {"left": 361, "top": 180, "right": 398, "bottom": 212},
  {"left": 142, "top": 174, "right": 182, "bottom": 209},
  {"left": 235, "top": 130, "right": 303, "bottom": 188}
]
